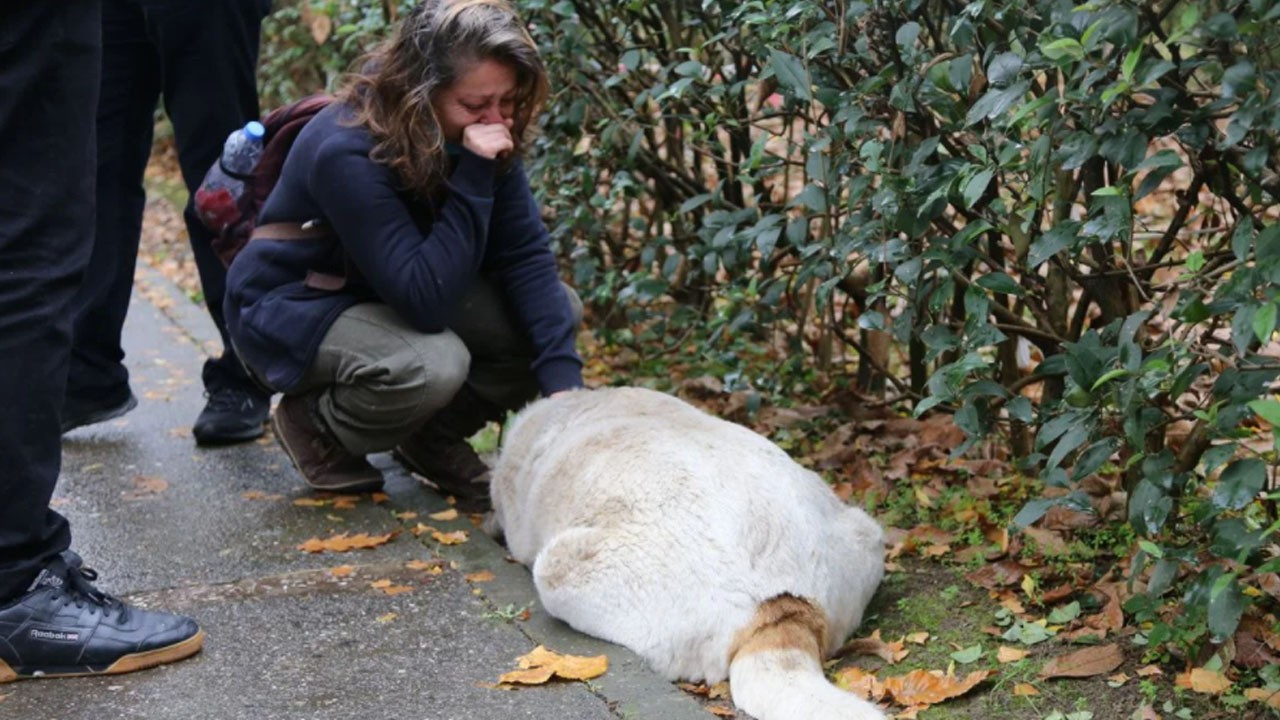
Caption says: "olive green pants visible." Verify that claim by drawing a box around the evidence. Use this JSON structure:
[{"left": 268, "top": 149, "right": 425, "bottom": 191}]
[{"left": 292, "top": 281, "right": 581, "bottom": 455}]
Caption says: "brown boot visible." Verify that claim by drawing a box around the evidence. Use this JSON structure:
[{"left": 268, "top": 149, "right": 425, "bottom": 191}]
[
  {"left": 393, "top": 424, "right": 491, "bottom": 508},
  {"left": 271, "top": 393, "right": 383, "bottom": 492}
]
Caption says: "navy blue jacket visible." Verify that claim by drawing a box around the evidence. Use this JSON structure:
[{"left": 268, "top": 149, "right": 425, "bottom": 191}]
[{"left": 225, "top": 102, "right": 583, "bottom": 394}]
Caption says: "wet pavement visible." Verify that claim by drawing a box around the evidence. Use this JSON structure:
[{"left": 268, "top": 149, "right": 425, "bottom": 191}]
[{"left": 0, "top": 264, "right": 709, "bottom": 720}]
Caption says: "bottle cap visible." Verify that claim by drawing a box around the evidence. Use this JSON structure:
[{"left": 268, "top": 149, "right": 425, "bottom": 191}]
[{"left": 244, "top": 121, "right": 266, "bottom": 140}]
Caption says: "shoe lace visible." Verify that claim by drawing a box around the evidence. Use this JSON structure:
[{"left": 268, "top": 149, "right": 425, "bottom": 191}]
[
  {"left": 205, "top": 387, "right": 258, "bottom": 413},
  {"left": 62, "top": 565, "right": 129, "bottom": 622}
]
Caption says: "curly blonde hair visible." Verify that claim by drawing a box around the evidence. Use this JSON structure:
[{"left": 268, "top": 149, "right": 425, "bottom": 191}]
[{"left": 339, "top": 0, "right": 549, "bottom": 199}]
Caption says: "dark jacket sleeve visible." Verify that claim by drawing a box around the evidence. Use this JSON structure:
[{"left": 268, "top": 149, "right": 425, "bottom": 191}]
[
  {"left": 484, "top": 161, "right": 584, "bottom": 395},
  {"left": 306, "top": 134, "right": 498, "bottom": 332}
]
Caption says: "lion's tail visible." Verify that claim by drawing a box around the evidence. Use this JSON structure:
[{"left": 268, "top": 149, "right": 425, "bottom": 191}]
[{"left": 727, "top": 594, "right": 886, "bottom": 720}]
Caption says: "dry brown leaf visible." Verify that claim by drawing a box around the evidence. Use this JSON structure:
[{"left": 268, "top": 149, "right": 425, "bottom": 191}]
[
  {"left": 678, "top": 682, "right": 709, "bottom": 696},
  {"left": 309, "top": 12, "right": 332, "bottom": 44},
  {"left": 1039, "top": 643, "right": 1124, "bottom": 679},
  {"left": 123, "top": 475, "right": 168, "bottom": 500},
  {"left": 1175, "top": 668, "right": 1232, "bottom": 695},
  {"left": 410, "top": 523, "right": 436, "bottom": 537},
  {"left": 331, "top": 495, "right": 360, "bottom": 510},
  {"left": 432, "top": 529, "right": 468, "bottom": 545},
  {"left": 707, "top": 706, "right": 735, "bottom": 717},
  {"left": 370, "top": 579, "right": 412, "bottom": 596},
  {"left": 1109, "top": 673, "right": 1130, "bottom": 686},
  {"left": 241, "top": 490, "right": 283, "bottom": 501},
  {"left": 297, "top": 531, "right": 396, "bottom": 553},
  {"left": 1022, "top": 526, "right": 1069, "bottom": 556},
  {"left": 370, "top": 492, "right": 389, "bottom": 503},
  {"left": 498, "top": 645, "right": 608, "bottom": 685},
  {"left": 840, "top": 630, "right": 909, "bottom": 664},
  {"left": 327, "top": 565, "right": 355, "bottom": 577},
  {"left": 394, "top": 511, "right": 418, "bottom": 520},
  {"left": 1136, "top": 664, "right": 1163, "bottom": 677},
  {"left": 293, "top": 498, "right": 328, "bottom": 507},
  {"left": 405, "top": 559, "right": 440, "bottom": 571},
  {"left": 1130, "top": 703, "right": 1161, "bottom": 720},
  {"left": 997, "top": 646, "right": 1029, "bottom": 664},
  {"left": 832, "top": 666, "right": 885, "bottom": 701},
  {"left": 1244, "top": 687, "right": 1280, "bottom": 709},
  {"left": 1013, "top": 682, "right": 1040, "bottom": 696},
  {"left": 429, "top": 508, "right": 460, "bottom": 521},
  {"left": 466, "top": 570, "right": 496, "bottom": 583},
  {"left": 707, "top": 681, "right": 729, "bottom": 700},
  {"left": 881, "top": 669, "right": 991, "bottom": 706}
]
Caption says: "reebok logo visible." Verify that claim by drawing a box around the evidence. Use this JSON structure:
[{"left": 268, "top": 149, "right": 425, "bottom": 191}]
[{"left": 30, "top": 628, "right": 80, "bottom": 642}]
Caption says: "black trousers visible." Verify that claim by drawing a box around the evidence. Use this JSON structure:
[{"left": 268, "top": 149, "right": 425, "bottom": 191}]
[
  {"left": 68, "top": 0, "right": 271, "bottom": 398},
  {"left": 0, "top": 1, "right": 102, "bottom": 600}
]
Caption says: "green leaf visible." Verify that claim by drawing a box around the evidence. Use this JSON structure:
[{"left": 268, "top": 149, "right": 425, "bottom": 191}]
[
  {"left": 950, "top": 645, "right": 983, "bottom": 664},
  {"left": 896, "top": 21, "right": 921, "bottom": 48},
  {"left": 1248, "top": 399, "right": 1280, "bottom": 426},
  {"left": 678, "top": 194, "right": 713, "bottom": 214},
  {"left": 673, "top": 60, "right": 704, "bottom": 77},
  {"left": 1186, "top": 250, "right": 1206, "bottom": 272},
  {"left": 768, "top": 50, "right": 811, "bottom": 102},
  {"left": 1138, "top": 540, "right": 1164, "bottom": 559},
  {"left": 987, "top": 52, "right": 1024, "bottom": 87},
  {"left": 1253, "top": 302, "right": 1277, "bottom": 344},
  {"left": 1213, "top": 458, "right": 1266, "bottom": 511},
  {"left": 1207, "top": 574, "right": 1245, "bottom": 643},
  {"left": 1041, "top": 37, "right": 1085, "bottom": 62},
  {"left": 1048, "top": 601, "right": 1081, "bottom": 624},
  {"left": 976, "top": 272, "right": 1023, "bottom": 296},
  {"left": 1122, "top": 46, "right": 1142, "bottom": 80},
  {"left": 962, "top": 168, "right": 994, "bottom": 209},
  {"left": 1028, "top": 224, "right": 1079, "bottom": 268},
  {"left": 1090, "top": 368, "right": 1131, "bottom": 391}
]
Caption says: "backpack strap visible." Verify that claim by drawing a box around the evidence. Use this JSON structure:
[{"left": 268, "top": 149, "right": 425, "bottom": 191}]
[{"left": 249, "top": 221, "right": 348, "bottom": 291}]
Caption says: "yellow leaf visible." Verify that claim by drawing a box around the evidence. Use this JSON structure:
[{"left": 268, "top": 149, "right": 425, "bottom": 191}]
[
  {"left": 293, "top": 498, "right": 329, "bottom": 507},
  {"left": 432, "top": 529, "right": 469, "bottom": 545},
  {"left": 1245, "top": 687, "right": 1280, "bottom": 709},
  {"left": 997, "top": 646, "right": 1028, "bottom": 664},
  {"left": 1176, "top": 668, "right": 1232, "bottom": 695},
  {"left": 498, "top": 645, "right": 608, "bottom": 685},
  {"left": 1020, "top": 574, "right": 1038, "bottom": 600},
  {"left": 1012, "top": 682, "right": 1040, "bottom": 697},
  {"left": 904, "top": 632, "right": 930, "bottom": 645},
  {"left": 297, "top": 531, "right": 397, "bottom": 553},
  {"left": 832, "top": 666, "right": 885, "bottom": 701},
  {"left": 429, "top": 508, "right": 460, "bottom": 521},
  {"left": 466, "top": 570, "right": 496, "bottom": 583},
  {"left": 376, "top": 612, "right": 397, "bottom": 623}
]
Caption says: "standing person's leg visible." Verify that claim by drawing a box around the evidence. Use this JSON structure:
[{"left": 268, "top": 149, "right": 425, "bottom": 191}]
[
  {"left": 0, "top": 0, "right": 203, "bottom": 682},
  {"left": 62, "top": 0, "right": 162, "bottom": 432},
  {"left": 150, "top": 0, "right": 273, "bottom": 445}
]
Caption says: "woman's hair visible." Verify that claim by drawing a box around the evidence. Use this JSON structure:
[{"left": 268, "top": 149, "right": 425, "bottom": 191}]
[{"left": 339, "top": 0, "right": 549, "bottom": 199}]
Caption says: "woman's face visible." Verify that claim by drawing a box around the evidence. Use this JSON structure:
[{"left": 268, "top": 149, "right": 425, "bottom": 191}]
[{"left": 432, "top": 58, "right": 518, "bottom": 143}]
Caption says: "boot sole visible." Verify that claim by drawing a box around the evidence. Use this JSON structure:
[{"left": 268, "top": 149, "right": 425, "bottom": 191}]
[
  {"left": 0, "top": 629, "right": 204, "bottom": 683},
  {"left": 193, "top": 422, "right": 267, "bottom": 446},
  {"left": 271, "top": 411, "right": 383, "bottom": 493},
  {"left": 61, "top": 393, "right": 138, "bottom": 434}
]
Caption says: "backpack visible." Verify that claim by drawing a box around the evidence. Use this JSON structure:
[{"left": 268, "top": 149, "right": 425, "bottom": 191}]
[{"left": 205, "top": 94, "right": 333, "bottom": 268}]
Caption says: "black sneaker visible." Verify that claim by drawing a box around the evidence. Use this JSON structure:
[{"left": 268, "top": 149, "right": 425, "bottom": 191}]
[
  {"left": 61, "top": 387, "right": 138, "bottom": 434},
  {"left": 193, "top": 385, "right": 270, "bottom": 445},
  {"left": 0, "top": 552, "right": 203, "bottom": 682}
]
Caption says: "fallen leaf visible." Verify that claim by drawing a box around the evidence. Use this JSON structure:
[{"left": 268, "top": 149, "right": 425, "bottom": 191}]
[
  {"left": 1039, "top": 643, "right": 1124, "bottom": 679},
  {"left": 297, "top": 531, "right": 397, "bottom": 553},
  {"left": 1244, "top": 687, "right": 1280, "bottom": 709},
  {"left": 328, "top": 565, "right": 355, "bottom": 577},
  {"left": 394, "top": 511, "right": 419, "bottom": 520},
  {"left": 832, "top": 666, "right": 885, "bottom": 700},
  {"left": 1108, "top": 672, "right": 1130, "bottom": 687},
  {"left": 122, "top": 475, "right": 168, "bottom": 500},
  {"left": 707, "top": 706, "right": 735, "bottom": 717},
  {"left": 498, "top": 645, "right": 608, "bottom": 685},
  {"left": 410, "top": 523, "right": 436, "bottom": 537},
  {"left": 405, "top": 559, "right": 440, "bottom": 571},
  {"left": 429, "top": 508, "right": 460, "bottom": 521},
  {"left": 1013, "top": 682, "right": 1040, "bottom": 696},
  {"left": 997, "top": 646, "right": 1028, "bottom": 663},
  {"left": 369, "top": 579, "right": 413, "bottom": 596},
  {"left": 376, "top": 612, "right": 397, "bottom": 623},
  {"left": 466, "top": 570, "right": 496, "bottom": 583},
  {"left": 371, "top": 492, "right": 389, "bottom": 503},
  {"left": 331, "top": 495, "right": 360, "bottom": 510},
  {"left": 905, "top": 632, "right": 930, "bottom": 645},
  {"left": 242, "top": 490, "right": 283, "bottom": 501},
  {"left": 1130, "top": 703, "right": 1161, "bottom": 720},
  {"left": 708, "top": 682, "right": 729, "bottom": 700},
  {"left": 293, "top": 498, "right": 329, "bottom": 507},
  {"left": 1136, "top": 664, "right": 1163, "bottom": 677},
  {"left": 838, "top": 630, "right": 909, "bottom": 664},
  {"left": 881, "top": 669, "right": 991, "bottom": 706},
  {"left": 432, "top": 529, "right": 469, "bottom": 545},
  {"left": 1175, "top": 668, "right": 1232, "bottom": 695}
]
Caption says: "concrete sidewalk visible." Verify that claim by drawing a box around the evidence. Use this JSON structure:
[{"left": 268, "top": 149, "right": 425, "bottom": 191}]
[{"left": 0, "top": 265, "right": 711, "bottom": 720}]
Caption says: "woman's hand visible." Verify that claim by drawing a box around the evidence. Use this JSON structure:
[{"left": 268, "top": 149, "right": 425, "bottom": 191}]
[{"left": 461, "top": 120, "right": 514, "bottom": 160}]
